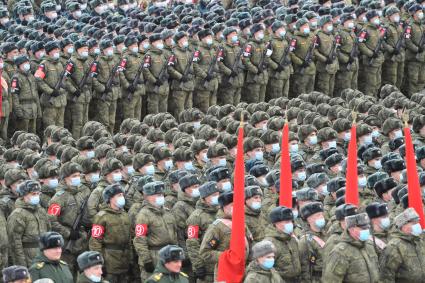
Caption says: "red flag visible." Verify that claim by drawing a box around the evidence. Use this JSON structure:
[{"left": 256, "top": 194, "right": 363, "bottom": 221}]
[
  {"left": 345, "top": 125, "right": 358, "bottom": 206},
  {"left": 404, "top": 126, "right": 425, "bottom": 227},
  {"left": 217, "top": 124, "right": 245, "bottom": 283},
  {"left": 279, "top": 123, "right": 292, "bottom": 207},
  {"left": 0, "top": 69, "right": 3, "bottom": 120}
]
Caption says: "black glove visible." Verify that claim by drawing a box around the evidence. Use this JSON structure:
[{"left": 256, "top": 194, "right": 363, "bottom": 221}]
[
  {"left": 205, "top": 73, "right": 212, "bottom": 81},
  {"left": 182, "top": 258, "right": 191, "bottom": 268},
  {"left": 127, "top": 85, "right": 136, "bottom": 92},
  {"left": 195, "top": 267, "right": 207, "bottom": 279},
  {"left": 181, "top": 76, "right": 188, "bottom": 82},
  {"left": 51, "top": 90, "right": 60, "bottom": 97},
  {"left": 326, "top": 57, "right": 333, "bottom": 64},
  {"left": 230, "top": 70, "right": 238, "bottom": 77},
  {"left": 69, "top": 230, "right": 80, "bottom": 241},
  {"left": 154, "top": 79, "right": 161, "bottom": 86},
  {"left": 144, "top": 261, "right": 155, "bottom": 273},
  {"left": 73, "top": 90, "right": 81, "bottom": 97},
  {"left": 372, "top": 52, "right": 379, "bottom": 59},
  {"left": 275, "top": 65, "right": 284, "bottom": 72},
  {"left": 393, "top": 48, "right": 400, "bottom": 55}
]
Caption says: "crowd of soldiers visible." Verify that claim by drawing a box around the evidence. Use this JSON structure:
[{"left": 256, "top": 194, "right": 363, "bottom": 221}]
[{"left": 0, "top": 0, "right": 425, "bottom": 282}]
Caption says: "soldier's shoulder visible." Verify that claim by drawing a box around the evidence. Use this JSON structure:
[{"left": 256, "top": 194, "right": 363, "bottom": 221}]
[
  {"left": 34, "top": 262, "right": 45, "bottom": 270},
  {"left": 147, "top": 272, "right": 163, "bottom": 282},
  {"left": 180, "top": 271, "right": 189, "bottom": 278},
  {"left": 59, "top": 260, "right": 68, "bottom": 265}
]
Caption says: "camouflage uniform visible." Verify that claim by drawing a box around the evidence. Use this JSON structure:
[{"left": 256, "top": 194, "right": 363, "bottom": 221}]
[
  {"left": 243, "top": 261, "right": 284, "bottom": 283},
  {"left": 298, "top": 227, "right": 327, "bottom": 282}
]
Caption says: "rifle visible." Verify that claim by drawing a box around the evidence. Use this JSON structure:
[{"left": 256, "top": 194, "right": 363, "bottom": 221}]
[
  {"left": 64, "top": 198, "right": 88, "bottom": 252},
  {"left": 202, "top": 47, "right": 222, "bottom": 88},
  {"left": 392, "top": 26, "right": 410, "bottom": 59},
  {"left": 417, "top": 29, "right": 425, "bottom": 54},
  {"left": 154, "top": 55, "right": 172, "bottom": 92},
  {"left": 229, "top": 48, "right": 243, "bottom": 77},
  {"left": 277, "top": 39, "right": 297, "bottom": 70},
  {"left": 327, "top": 35, "right": 341, "bottom": 63},
  {"left": 72, "top": 55, "right": 99, "bottom": 102},
  {"left": 347, "top": 37, "right": 359, "bottom": 71},
  {"left": 49, "top": 59, "right": 74, "bottom": 104},
  {"left": 101, "top": 55, "right": 127, "bottom": 101},
  {"left": 257, "top": 41, "right": 271, "bottom": 73},
  {"left": 180, "top": 51, "right": 196, "bottom": 83},
  {"left": 369, "top": 27, "right": 386, "bottom": 66},
  {"left": 300, "top": 36, "right": 318, "bottom": 74},
  {"left": 127, "top": 60, "right": 144, "bottom": 101}
]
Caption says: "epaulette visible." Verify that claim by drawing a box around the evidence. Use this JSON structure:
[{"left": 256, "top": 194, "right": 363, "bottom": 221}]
[
  {"left": 60, "top": 260, "right": 67, "bottom": 265},
  {"left": 152, "top": 273, "right": 162, "bottom": 281},
  {"left": 180, "top": 272, "right": 188, "bottom": 278},
  {"left": 35, "top": 262, "right": 44, "bottom": 269},
  {"left": 97, "top": 210, "right": 107, "bottom": 217}
]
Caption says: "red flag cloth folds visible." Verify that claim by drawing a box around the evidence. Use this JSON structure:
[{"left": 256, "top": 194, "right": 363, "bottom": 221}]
[
  {"left": 0, "top": 70, "right": 3, "bottom": 120},
  {"left": 217, "top": 125, "right": 245, "bottom": 283},
  {"left": 345, "top": 125, "right": 358, "bottom": 206},
  {"left": 404, "top": 127, "right": 425, "bottom": 227},
  {"left": 279, "top": 123, "right": 292, "bottom": 207}
]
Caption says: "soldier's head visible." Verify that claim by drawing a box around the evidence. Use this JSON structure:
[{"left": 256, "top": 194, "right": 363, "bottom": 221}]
[
  {"left": 2, "top": 42, "right": 18, "bottom": 61},
  {"left": 252, "top": 240, "right": 276, "bottom": 270},
  {"left": 395, "top": 208, "right": 422, "bottom": 236},
  {"left": 103, "top": 183, "right": 125, "bottom": 209},
  {"left": 409, "top": 4, "right": 424, "bottom": 22},
  {"left": 296, "top": 18, "right": 310, "bottom": 35},
  {"left": 153, "top": 147, "right": 173, "bottom": 172},
  {"left": 319, "top": 15, "right": 333, "bottom": 33},
  {"left": 244, "top": 185, "right": 263, "bottom": 211},
  {"left": 291, "top": 157, "right": 306, "bottom": 182},
  {"left": 335, "top": 204, "right": 357, "bottom": 229},
  {"left": 218, "top": 191, "right": 234, "bottom": 217},
  {"left": 199, "top": 181, "right": 220, "bottom": 207},
  {"left": 125, "top": 36, "right": 139, "bottom": 54},
  {"left": 17, "top": 180, "right": 41, "bottom": 206},
  {"left": 133, "top": 153, "right": 155, "bottom": 176},
  {"left": 244, "top": 137, "right": 264, "bottom": 162},
  {"left": 45, "top": 41, "right": 61, "bottom": 61},
  {"left": 149, "top": 33, "right": 164, "bottom": 50},
  {"left": 249, "top": 164, "right": 270, "bottom": 187},
  {"left": 100, "top": 39, "right": 114, "bottom": 57},
  {"left": 75, "top": 39, "right": 89, "bottom": 59},
  {"left": 14, "top": 55, "right": 30, "bottom": 73},
  {"left": 385, "top": 6, "right": 401, "bottom": 23},
  {"left": 39, "top": 232, "right": 64, "bottom": 261},
  {"left": 366, "top": 10, "right": 381, "bottom": 26},
  {"left": 271, "top": 20, "right": 286, "bottom": 39},
  {"left": 159, "top": 245, "right": 185, "bottom": 273},
  {"left": 143, "top": 181, "right": 165, "bottom": 207},
  {"left": 366, "top": 202, "right": 390, "bottom": 232},
  {"left": 383, "top": 159, "right": 405, "bottom": 183},
  {"left": 5, "top": 169, "right": 27, "bottom": 194},
  {"left": 198, "top": 29, "right": 213, "bottom": 47},
  {"left": 60, "top": 162, "right": 82, "bottom": 188},
  {"left": 2, "top": 265, "right": 30, "bottom": 283},
  {"left": 223, "top": 27, "right": 238, "bottom": 44},
  {"left": 77, "top": 251, "right": 104, "bottom": 282},
  {"left": 208, "top": 166, "right": 232, "bottom": 192},
  {"left": 101, "top": 158, "right": 124, "bottom": 184},
  {"left": 207, "top": 143, "right": 229, "bottom": 167},
  {"left": 251, "top": 23, "right": 265, "bottom": 41},
  {"left": 179, "top": 174, "right": 201, "bottom": 198},
  {"left": 345, "top": 213, "right": 371, "bottom": 241},
  {"left": 340, "top": 13, "right": 355, "bottom": 30},
  {"left": 270, "top": 206, "right": 294, "bottom": 234},
  {"left": 301, "top": 202, "right": 326, "bottom": 231}
]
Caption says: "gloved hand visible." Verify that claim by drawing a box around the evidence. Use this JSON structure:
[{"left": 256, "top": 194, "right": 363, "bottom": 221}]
[
  {"left": 154, "top": 79, "right": 161, "bottom": 86},
  {"left": 69, "top": 230, "right": 80, "bottom": 241},
  {"left": 195, "top": 267, "right": 207, "bottom": 279},
  {"left": 127, "top": 85, "right": 136, "bottom": 92},
  {"left": 73, "top": 90, "right": 81, "bottom": 97},
  {"left": 205, "top": 73, "right": 212, "bottom": 81},
  {"left": 144, "top": 261, "right": 155, "bottom": 273},
  {"left": 51, "top": 90, "right": 60, "bottom": 97}
]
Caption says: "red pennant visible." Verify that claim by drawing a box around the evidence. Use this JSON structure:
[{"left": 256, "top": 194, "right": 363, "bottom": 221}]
[
  {"left": 279, "top": 123, "right": 292, "bottom": 207},
  {"left": 0, "top": 70, "right": 3, "bottom": 120},
  {"left": 217, "top": 124, "right": 245, "bottom": 283},
  {"left": 404, "top": 127, "right": 425, "bottom": 228},
  {"left": 345, "top": 125, "right": 358, "bottom": 206}
]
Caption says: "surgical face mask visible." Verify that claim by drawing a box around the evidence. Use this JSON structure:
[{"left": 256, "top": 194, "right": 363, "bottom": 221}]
[
  {"left": 0, "top": 18, "right": 9, "bottom": 25},
  {"left": 328, "top": 140, "right": 337, "bottom": 149},
  {"left": 358, "top": 176, "right": 367, "bottom": 188},
  {"left": 373, "top": 160, "right": 382, "bottom": 170},
  {"left": 131, "top": 46, "right": 139, "bottom": 53},
  {"left": 22, "top": 63, "right": 30, "bottom": 72},
  {"left": 308, "top": 135, "right": 317, "bottom": 145},
  {"left": 393, "top": 129, "right": 403, "bottom": 139},
  {"left": 155, "top": 195, "right": 165, "bottom": 206},
  {"left": 116, "top": 196, "right": 125, "bottom": 208},
  {"left": 26, "top": 16, "right": 35, "bottom": 22},
  {"left": 94, "top": 48, "right": 101, "bottom": 55},
  {"left": 303, "top": 27, "right": 310, "bottom": 34},
  {"left": 326, "top": 25, "right": 333, "bottom": 32},
  {"left": 343, "top": 132, "right": 351, "bottom": 142},
  {"left": 87, "top": 275, "right": 101, "bottom": 283},
  {"left": 145, "top": 165, "right": 155, "bottom": 176},
  {"left": 250, "top": 201, "right": 262, "bottom": 210},
  {"left": 315, "top": 218, "right": 326, "bottom": 229},
  {"left": 112, "top": 173, "right": 122, "bottom": 182},
  {"left": 52, "top": 52, "right": 60, "bottom": 59},
  {"left": 182, "top": 41, "right": 189, "bottom": 48},
  {"left": 105, "top": 49, "right": 113, "bottom": 57},
  {"left": 320, "top": 185, "right": 329, "bottom": 196},
  {"left": 359, "top": 229, "right": 370, "bottom": 241},
  {"left": 393, "top": 15, "right": 400, "bottom": 23},
  {"left": 372, "top": 130, "right": 381, "bottom": 138},
  {"left": 206, "top": 38, "right": 213, "bottom": 46},
  {"left": 411, "top": 223, "right": 422, "bottom": 236},
  {"left": 311, "top": 21, "right": 318, "bottom": 28},
  {"left": 48, "top": 178, "right": 59, "bottom": 189},
  {"left": 210, "top": 195, "right": 219, "bottom": 206},
  {"left": 261, "top": 258, "right": 275, "bottom": 270},
  {"left": 73, "top": 10, "right": 82, "bottom": 18},
  {"left": 222, "top": 181, "right": 232, "bottom": 192},
  {"left": 289, "top": 144, "right": 299, "bottom": 153},
  {"left": 231, "top": 35, "right": 238, "bottom": 43},
  {"left": 418, "top": 12, "right": 424, "bottom": 20},
  {"left": 67, "top": 47, "right": 74, "bottom": 54},
  {"left": 279, "top": 30, "right": 286, "bottom": 38},
  {"left": 48, "top": 12, "right": 58, "bottom": 19},
  {"left": 380, "top": 217, "right": 390, "bottom": 230},
  {"left": 218, "top": 158, "right": 227, "bottom": 167},
  {"left": 193, "top": 121, "right": 201, "bottom": 129},
  {"left": 256, "top": 33, "right": 265, "bottom": 40},
  {"left": 70, "top": 177, "right": 81, "bottom": 187},
  {"left": 127, "top": 166, "right": 135, "bottom": 176},
  {"left": 297, "top": 171, "right": 306, "bottom": 181},
  {"left": 363, "top": 135, "right": 373, "bottom": 145},
  {"left": 201, "top": 153, "right": 209, "bottom": 163},
  {"left": 191, "top": 188, "right": 200, "bottom": 198},
  {"left": 184, "top": 162, "right": 194, "bottom": 171},
  {"left": 373, "top": 18, "right": 380, "bottom": 25},
  {"left": 142, "top": 42, "right": 150, "bottom": 49},
  {"left": 86, "top": 150, "right": 95, "bottom": 159},
  {"left": 79, "top": 51, "right": 89, "bottom": 58},
  {"left": 90, "top": 173, "right": 100, "bottom": 184},
  {"left": 31, "top": 170, "right": 39, "bottom": 179},
  {"left": 29, "top": 195, "right": 40, "bottom": 206},
  {"left": 164, "top": 160, "right": 173, "bottom": 171},
  {"left": 347, "top": 22, "right": 355, "bottom": 29},
  {"left": 282, "top": 222, "right": 294, "bottom": 234},
  {"left": 254, "top": 151, "right": 264, "bottom": 161},
  {"left": 271, "top": 143, "right": 280, "bottom": 154},
  {"left": 156, "top": 43, "right": 164, "bottom": 50}
]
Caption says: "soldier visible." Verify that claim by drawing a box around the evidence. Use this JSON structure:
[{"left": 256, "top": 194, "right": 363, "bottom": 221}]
[
  {"left": 381, "top": 7, "right": 406, "bottom": 88},
  {"left": 120, "top": 36, "right": 144, "bottom": 121},
  {"left": 244, "top": 185, "right": 267, "bottom": 243},
  {"left": 164, "top": 171, "right": 186, "bottom": 210},
  {"left": 34, "top": 41, "right": 68, "bottom": 127},
  {"left": 47, "top": 162, "right": 91, "bottom": 275},
  {"left": 244, "top": 240, "right": 284, "bottom": 283},
  {"left": 89, "top": 184, "right": 131, "bottom": 283},
  {"left": 168, "top": 31, "right": 195, "bottom": 118},
  {"left": 242, "top": 23, "right": 271, "bottom": 103},
  {"left": 263, "top": 206, "right": 301, "bottom": 283},
  {"left": 153, "top": 147, "right": 173, "bottom": 183},
  {"left": 217, "top": 27, "right": 244, "bottom": 106},
  {"left": 29, "top": 232, "right": 73, "bottom": 283},
  {"left": 357, "top": 10, "right": 386, "bottom": 97},
  {"left": 146, "top": 245, "right": 189, "bottom": 283},
  {"left": 0, "top": 168, "right": 28, "bottom": 218},
  {"left": 322, "top": 213, "right": 380, "bottom": 283},
  {"left": 190, "top": 140, "right": 209, "bottom": 173},
  {"left": 7, "top": 180, "right": 51, "bottom": 267},
  {"left": 91, "top": 39, "right": 124, "bottom": 133},
  {"left": 143, "top": 33, "right": 170, "bottom": 114},
  {"left": 362, "top": 147, "right": 383, "bottom": 176},
  {"left": 80, "top": 157, "right": 101, "bottom": 191},
  {"left": 76, "top": 251, "right": 108, "bottom": 283},
  {"left": 11, "top": 55, "right": 40, "bottom": 134},
  {"left": 36, "top": 163, "right": 60, "bottom": 209},
  {"left": 298, "top": 202, "right": 327, "bottom": 282},
  {"left": 87, "top": 158, "right": 124, "bottom": 221},
  {"left": 380, "top": 207, "right": 425, "bottom": 282},
  {"left": 2, "top": 265, "right": 31, "bottom": 283},
  {"left": 193, "top": 29, "right": 219, "bottom": 113},
  {"left": 335, "top": 14, "right": 359, "bottom": 96},
  {"left": 365, "top": 202, "right": 390, "bottom": 257},
  {"left": 133, "top": 181, "right": 178, "bottom": 281},
  {"left": 402, "top": 4, "right": 425, "bottom": 96},
  {"left": 298, "top": 125, "right": 319, "bottom": 163},
  {"left": 0, "top": 209, "right": 8, "bottom": 278}
]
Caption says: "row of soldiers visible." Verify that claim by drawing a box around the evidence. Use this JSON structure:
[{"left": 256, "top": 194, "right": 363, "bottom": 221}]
[
  {"left": 0, "top": 82, "right": 425, "bottom": 282},
  {"left": 1, "top": 0, "right": 425, "bottom": 140}
]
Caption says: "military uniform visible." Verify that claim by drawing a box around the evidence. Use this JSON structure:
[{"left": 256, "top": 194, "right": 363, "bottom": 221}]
[
  {"left": 0, "top": 210, "right": 8, "bottom": 278},
  {"left": 7, "top": 198, "right": 51, "bottom": 266},
  {"left": 298, "top": 228, "right": 327, "bottom": 282},
  {"left": 87, "top": 179, "right": 112, "bottom": 221},
  {"left": 172, "top": 191, "right": 197, "bottom": 250},
  {"left": 29, "top": 253, "right": 74, "bottom": 283},
  {"left": 145, "top": 262, "right": 189, "bottom": 283},
  {"left": 245, "top": 205, "right": 267, "bottom": 243},
  {"left": 243, "top": 261, "right": 284, "bottom": 283}
]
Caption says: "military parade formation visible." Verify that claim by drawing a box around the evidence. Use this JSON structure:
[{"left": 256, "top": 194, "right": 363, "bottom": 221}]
[{"left": 1, "top": 0, "right": 425, "bottom": 282}]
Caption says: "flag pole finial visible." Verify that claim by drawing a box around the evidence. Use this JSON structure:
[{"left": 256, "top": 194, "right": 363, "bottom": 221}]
[
  {"left": 240, "top": 112, "right": 244, "bottom": 127},
  {"left": 284, "top": 106, "right": 289, "bottom": 124},
  {"left": 402, "top": 108, "right": 409, "bottom": 128},
  {"left": 351, "top": 110, "right": 357, "bottom": 125}
]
